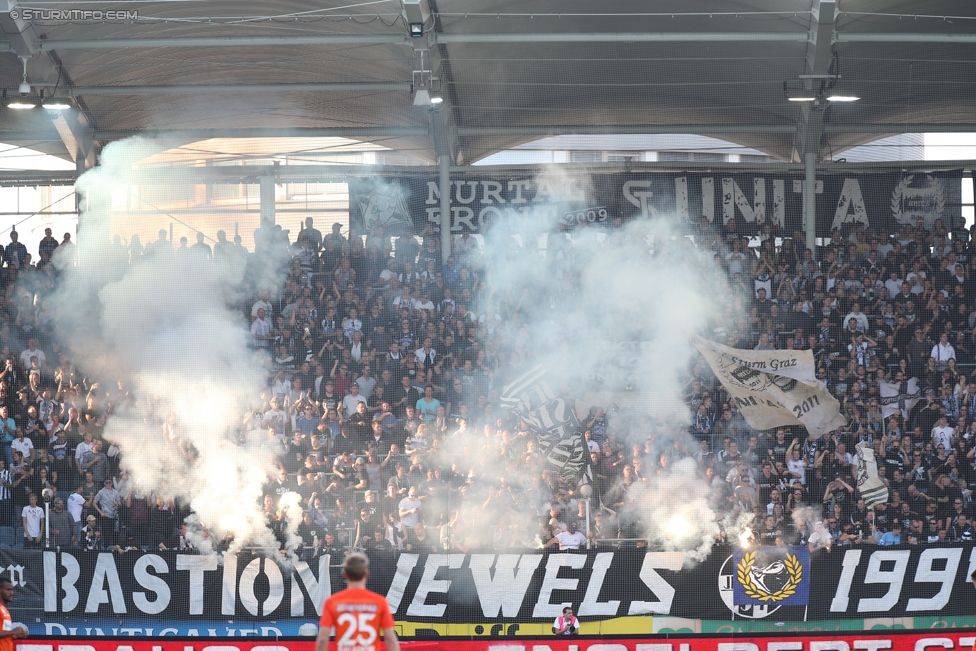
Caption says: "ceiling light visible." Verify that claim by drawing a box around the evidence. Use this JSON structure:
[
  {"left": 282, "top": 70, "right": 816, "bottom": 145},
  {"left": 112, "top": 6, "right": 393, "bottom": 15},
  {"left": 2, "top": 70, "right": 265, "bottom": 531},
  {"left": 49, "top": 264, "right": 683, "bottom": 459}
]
[
  {"left": 430, "top": 95, "right": 443, "bottom": 105},
  {"left": 7, "top": 102, "right": 36, "bottom": 109},
  {"left": 413, "top": 88, "right": 431, "bottom": 106},
  {"left": 17, "top": 57, "right": 31, "bottom": 96},
  {"left": 43, "top": 102, "right": 71, "bottom": 110},
  {"left": 409, "top": 23, "right": 423, "bottom": 37},
  {"left": 783, "top": 82, "right": 818, "bottom": 103},
  {"left": 827, "top": 95, "right": 859, "bottom": 102}
]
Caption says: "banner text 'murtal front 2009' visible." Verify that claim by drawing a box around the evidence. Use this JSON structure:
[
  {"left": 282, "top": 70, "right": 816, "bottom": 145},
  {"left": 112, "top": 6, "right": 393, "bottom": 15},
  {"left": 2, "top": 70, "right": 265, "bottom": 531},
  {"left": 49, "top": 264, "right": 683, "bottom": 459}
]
[{"left": 4, "top": 546, "right": 976, "bottom": 636}]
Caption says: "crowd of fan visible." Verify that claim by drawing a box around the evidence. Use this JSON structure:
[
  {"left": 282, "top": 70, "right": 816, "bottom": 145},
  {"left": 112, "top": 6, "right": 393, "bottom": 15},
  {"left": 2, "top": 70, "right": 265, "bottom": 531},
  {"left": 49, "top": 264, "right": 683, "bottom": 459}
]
[
  {"left": 0, "top": 215, "right": 974, "bottom": 557},
  {"left": 692, "top": 216, "right": 976, "bottom": 549}
]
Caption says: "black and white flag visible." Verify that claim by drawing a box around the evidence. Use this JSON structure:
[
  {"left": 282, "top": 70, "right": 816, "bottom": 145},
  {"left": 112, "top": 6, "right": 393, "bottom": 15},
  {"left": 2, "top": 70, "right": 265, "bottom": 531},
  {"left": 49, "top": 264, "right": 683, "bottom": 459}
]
[
  {"left": 879, "top": 379, "right": 921, "bottom": 419},
  {"left": 856, "top": 442, "right": 889, "bottom": 507},
  {"left": 500, "top": 365, "right": 586, "bottom": 480}
]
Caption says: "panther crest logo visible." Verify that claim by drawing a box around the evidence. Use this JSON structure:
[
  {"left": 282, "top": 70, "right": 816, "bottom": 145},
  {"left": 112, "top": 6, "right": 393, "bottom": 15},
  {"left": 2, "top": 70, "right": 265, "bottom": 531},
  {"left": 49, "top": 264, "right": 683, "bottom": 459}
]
[
  {"left": 356, "top": 184, "right": 413, "bottom": 233},
  {"left": 736, "top": 551, "right": 802, "bottom": 602}
]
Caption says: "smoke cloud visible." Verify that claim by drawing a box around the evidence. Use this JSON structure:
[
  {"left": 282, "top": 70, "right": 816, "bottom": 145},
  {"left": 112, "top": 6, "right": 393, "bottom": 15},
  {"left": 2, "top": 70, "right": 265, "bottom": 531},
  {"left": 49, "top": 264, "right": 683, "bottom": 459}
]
[
  {"left": 55, "top": 137, "right": 293, "bottom": 552},
  {"left": 53, "top": 150, "right": 740, "bottom": 559},
  {"left": 431, "top": 168, "right": 737, "bottom": 558}
]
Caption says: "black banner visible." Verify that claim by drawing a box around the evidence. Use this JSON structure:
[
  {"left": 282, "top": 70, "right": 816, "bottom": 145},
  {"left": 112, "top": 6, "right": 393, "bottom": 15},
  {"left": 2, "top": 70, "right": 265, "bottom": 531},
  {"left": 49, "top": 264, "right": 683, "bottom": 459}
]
[
  {"left": 2, "top": 544, "right": 974, "bottom": 628},
  {"left": 347, "top": 171, "right": 963, "bottom": 237}
]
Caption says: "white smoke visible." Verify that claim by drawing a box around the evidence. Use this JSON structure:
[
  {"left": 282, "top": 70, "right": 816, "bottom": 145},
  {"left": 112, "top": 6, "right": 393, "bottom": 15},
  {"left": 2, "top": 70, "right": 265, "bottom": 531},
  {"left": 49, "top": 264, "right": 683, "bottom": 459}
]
[
  {"left": 456, "top": 168, "right": 736, "bottom": 557},
  {"left": 50, "top": 137, "right": 293, "bottom": 552}
]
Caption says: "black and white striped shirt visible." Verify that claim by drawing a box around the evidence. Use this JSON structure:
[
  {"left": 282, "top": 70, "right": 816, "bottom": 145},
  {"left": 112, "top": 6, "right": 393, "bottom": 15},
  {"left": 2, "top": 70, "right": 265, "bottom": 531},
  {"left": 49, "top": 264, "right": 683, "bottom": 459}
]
[{"left": 0, "top": 469, "right": 12, "bottom": 501}]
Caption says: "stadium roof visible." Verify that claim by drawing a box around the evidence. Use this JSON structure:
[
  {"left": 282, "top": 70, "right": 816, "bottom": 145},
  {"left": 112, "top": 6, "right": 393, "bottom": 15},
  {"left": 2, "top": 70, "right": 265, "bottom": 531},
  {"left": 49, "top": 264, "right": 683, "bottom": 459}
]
[{"left": 1, "top": 0, "right": 976, "bottom": 167}]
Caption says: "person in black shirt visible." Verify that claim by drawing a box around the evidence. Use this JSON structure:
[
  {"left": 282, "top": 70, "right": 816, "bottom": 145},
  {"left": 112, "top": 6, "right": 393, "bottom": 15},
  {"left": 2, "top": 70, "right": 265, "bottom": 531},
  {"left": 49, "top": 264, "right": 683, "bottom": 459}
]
[
  {"left": 343, "top": 402, "right": 371, "bottom": 446},
  {"left": 756, "top": 462, "right": 780, "bottom": 506},
  {"left": 283, "top": 432, "right": 308, "bottom": 474},
  {"left": 320, "top": 531, "right": 344, "bottom": 559},
  {"left": 296, "top": 511, "right": 325, "bottom": 559},
  {"left": 948, "top": 513, "right": 976, "bottom": 541},
  {"left": 884, "top": 440, "right": 908, "bottom": 474},
  {"left": 849, "top": 498, "right": 869, "bottom": 531},
  {"left": 392, "top": 375, "right": 421, "bottom": 420}
]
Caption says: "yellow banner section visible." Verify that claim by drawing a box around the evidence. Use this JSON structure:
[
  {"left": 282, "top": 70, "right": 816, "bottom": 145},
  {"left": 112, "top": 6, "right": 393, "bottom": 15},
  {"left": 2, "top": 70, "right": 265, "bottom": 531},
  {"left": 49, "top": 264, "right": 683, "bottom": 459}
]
[{"left": 394, "top": 616, "right": 655, "bottom": 637}]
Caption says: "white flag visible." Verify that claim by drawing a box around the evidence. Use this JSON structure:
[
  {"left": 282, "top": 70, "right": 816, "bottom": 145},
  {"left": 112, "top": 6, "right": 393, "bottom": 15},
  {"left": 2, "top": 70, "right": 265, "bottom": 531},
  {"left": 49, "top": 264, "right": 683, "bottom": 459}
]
[
  {"left": 879, "top": 379, "right": 921, "bottom": 419},
  {"left": 693, "top": 336, "right": 847, "bottom": 436},
  {"left": 856, "top": 442, "right": 889, "bottom": 507}
]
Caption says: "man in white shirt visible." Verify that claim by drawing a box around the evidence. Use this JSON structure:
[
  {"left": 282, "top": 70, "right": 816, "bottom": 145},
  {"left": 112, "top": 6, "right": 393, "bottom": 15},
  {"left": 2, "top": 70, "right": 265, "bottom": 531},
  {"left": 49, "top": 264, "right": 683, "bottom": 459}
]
[
  {"left": 932, "top": 415, "right": 954, "bottom": 451},
  {"left": 414, "top": 338, "right": 437, "bottom": 368},
  {"left": 454, "top": 232, "right": 480, "bottom": 259},
  {"left": 74, "top": 431, "right": 94, "bottom": 478},
  {"left": 66, "top": 484, "right": 86, "bottom": 540},
  {"left": 725, "top": 240, "right": 748, "bottom": 276},
  {"left": 931, "top": 333, "right": 955, "bottom": 369},
  {"left": 250, "top": 308, "right": 273, "bottom": 348},
  {"left": 843, "top": 303, "right": 869, "bottom": 333},
  {"left": 21, "top": 493, "right": 44, "bottom": 547},
  {"left": 398, "top": 486, "right": 423, "bottom": 528},
  {"left": 342, "top": 308, "right": 363, "bottom": 342},
  {"left": 377, "top": 259, "right": 398, "bottom": 287},
  {"left": 251, "top": 292, "right": 272, "bottom": 321},
  {"left": 547, "top": 521, "right": 587, "bottom": 550},
  {"left": 261, "top": 398, "right": 288, "bottom": 432},
  {"left": 807, "top": 520, "right": 832, "bottom": 552},
  {"left": 10, "top": 430, "right": 32, "bottom": 463},
  {"left": 414, "top": 292, "right": 435, "bottom": 313},
  {"left": 19, "top": 337, "right": 45, "bottom": 370},
  {"left": 341, "top": 383, "right": 368, "bottom": 417},
  {"left": 355, "top": 366, "right": 377, "bottom": 400},
  {"left": 884, "top": 270, "right": 904, "bottom": 301}
]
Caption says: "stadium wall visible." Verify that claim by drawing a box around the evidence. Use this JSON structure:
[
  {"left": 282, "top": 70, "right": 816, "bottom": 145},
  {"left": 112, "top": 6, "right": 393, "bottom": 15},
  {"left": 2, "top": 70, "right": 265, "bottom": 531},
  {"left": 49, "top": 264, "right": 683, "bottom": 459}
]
[{"left": 7, "top": 546, "right": 976, "bottom": 637}]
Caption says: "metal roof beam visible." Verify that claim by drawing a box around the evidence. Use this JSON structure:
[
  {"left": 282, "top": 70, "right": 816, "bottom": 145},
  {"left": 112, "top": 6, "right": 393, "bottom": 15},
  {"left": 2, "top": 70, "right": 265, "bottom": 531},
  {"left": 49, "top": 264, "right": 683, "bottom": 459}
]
[
  {"left": 91, "top": 127, "right": 429, "bottom": 141},
  {"left": 436, "top": 32, "right": 808, "bottom": 44},
  {"left": 793, "top": 0, "right": 837, "bottom": 163},
  {"left": 0, "top": 31, "right": 808, "bottom": 52},
  {"left": 837, "top": 33, "right": 976, "bottom": 44},
  {"left": 49, "top": 108, "right": 95, "bottom": 169},
  {"left": 15, "top": 83, "right": 412, "bottom": 96},
  {"left": 7, "top": 124, "right": 976, "bottom": 144},
  {"left": 6, "top": 34, "right": 411, "bottom": 51},
  {"left": 458, "top": 125, "right": 798, "bottom": 135},
  {"left": 0, "top": 0, "right": 36, "bottom": 57},
  {"left": 7, "top": 159, "right": 976, "bottom": 189},
  {"left": 7, "top": 30, "right": 974, "bottom": 52}
]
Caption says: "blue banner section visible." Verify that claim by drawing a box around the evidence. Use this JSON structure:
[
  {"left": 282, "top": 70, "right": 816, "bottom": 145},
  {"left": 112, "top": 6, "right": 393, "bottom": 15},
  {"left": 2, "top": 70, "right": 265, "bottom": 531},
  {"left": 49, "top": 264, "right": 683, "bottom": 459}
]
[
  {"left": 33, "top": 619, "right": 307, "bottom": 637},
  {"left": 732, "top": 546, "right": 811, "bottom": 606}
]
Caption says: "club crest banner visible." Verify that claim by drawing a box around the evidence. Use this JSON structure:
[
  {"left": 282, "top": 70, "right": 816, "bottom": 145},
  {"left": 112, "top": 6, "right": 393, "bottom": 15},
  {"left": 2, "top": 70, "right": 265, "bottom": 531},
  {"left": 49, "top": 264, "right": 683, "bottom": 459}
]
[
  {"left": 732, "top": 546, "right": 811, "bottom": 606},
  {"left": 693, "top": 337, "right": 847, "bottom": 436}
]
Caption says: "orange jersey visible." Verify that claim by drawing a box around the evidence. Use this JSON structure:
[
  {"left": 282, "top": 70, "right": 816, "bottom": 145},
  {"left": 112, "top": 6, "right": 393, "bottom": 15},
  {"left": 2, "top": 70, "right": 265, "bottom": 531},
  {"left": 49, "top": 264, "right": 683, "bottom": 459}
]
[
  {"left": 0, "top": 603, "right": 12, "bottom": 651},
  {"left": 320, "top": 587, "right": 394, "bottom": 651}
]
